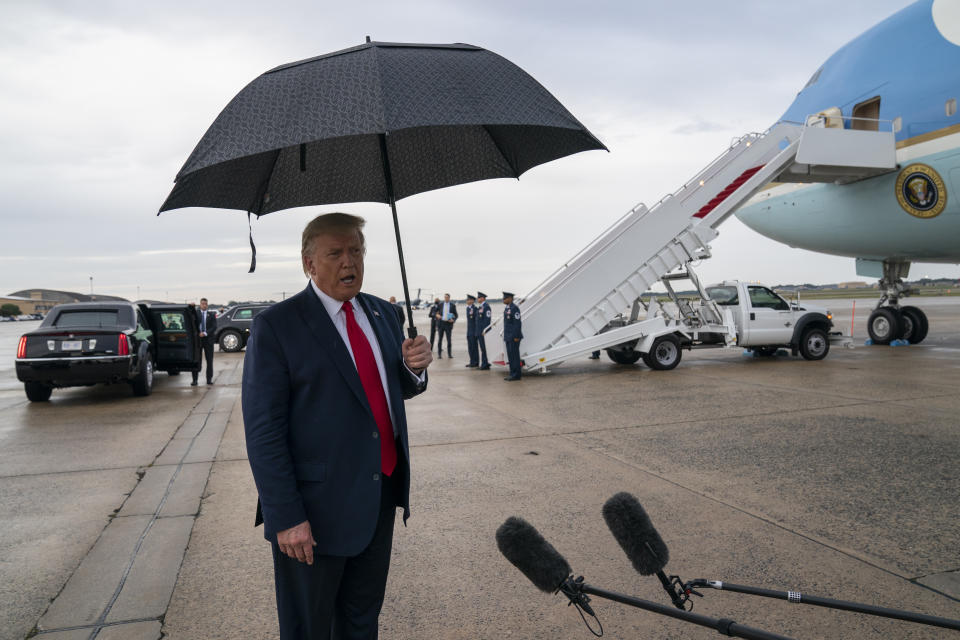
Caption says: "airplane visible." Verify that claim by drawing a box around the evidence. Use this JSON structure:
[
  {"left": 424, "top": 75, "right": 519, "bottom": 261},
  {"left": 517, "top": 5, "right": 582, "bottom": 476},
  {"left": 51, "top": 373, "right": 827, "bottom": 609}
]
[{"left": 734, "top": 0, "right": 960, "bottom": 345}]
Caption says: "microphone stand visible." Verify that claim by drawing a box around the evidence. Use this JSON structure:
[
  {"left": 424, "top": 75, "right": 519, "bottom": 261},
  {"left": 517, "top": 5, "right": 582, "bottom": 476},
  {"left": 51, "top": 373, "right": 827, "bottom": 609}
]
[
  {"left": 561, "top": 576, "right": 796, "bottom": 640},
  {"left": 684, "top": 579, "right": 960, "bottom": 631}
]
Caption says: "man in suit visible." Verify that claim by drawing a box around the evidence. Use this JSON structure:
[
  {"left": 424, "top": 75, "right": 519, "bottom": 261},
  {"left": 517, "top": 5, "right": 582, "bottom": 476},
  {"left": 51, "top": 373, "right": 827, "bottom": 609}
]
[
  {"left": 427, "top": 297, "right": 441, "bottom": 349},
  {"left": 388, "top": 295, "right": 405, "bottom": 326},
  {"left": 434, "top": 293, "right": 458, "bottom": 358},
  {"left": 192, "top": 297, "right": 217, "bottom": 386},
  {"left": 243, "top": 213, "right": 432, "bottom": 640},
  {"left": 475, "top": 292, "right": 492, "bottom": 370}
]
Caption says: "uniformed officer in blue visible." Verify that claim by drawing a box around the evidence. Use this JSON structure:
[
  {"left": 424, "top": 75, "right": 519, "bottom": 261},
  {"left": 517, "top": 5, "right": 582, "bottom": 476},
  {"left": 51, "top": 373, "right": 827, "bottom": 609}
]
[
  {"left": 502, "top": 291, "right": 523, "bottom": 381},
  {"left": 464, "top": 294, "right": 479, "bottom": 368},
  {"left": 476, "top": 292, "right": 492, "bottom": 370}
]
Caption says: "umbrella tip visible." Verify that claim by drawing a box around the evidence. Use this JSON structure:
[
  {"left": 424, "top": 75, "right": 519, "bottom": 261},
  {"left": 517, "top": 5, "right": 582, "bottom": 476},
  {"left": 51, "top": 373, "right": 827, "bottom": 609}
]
[{"left": 365, "top": 35, "right": 371, "bottom": 43}]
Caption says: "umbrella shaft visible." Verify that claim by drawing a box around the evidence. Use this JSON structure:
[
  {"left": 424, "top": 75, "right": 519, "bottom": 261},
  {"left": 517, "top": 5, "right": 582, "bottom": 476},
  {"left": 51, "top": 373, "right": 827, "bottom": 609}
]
[{"left": 379, "top": 134, "right": 417, "bottom": 339}]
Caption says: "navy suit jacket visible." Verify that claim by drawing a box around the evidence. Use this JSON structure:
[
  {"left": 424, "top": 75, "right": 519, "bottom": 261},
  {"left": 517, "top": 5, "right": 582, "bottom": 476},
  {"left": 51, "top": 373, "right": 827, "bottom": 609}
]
[{"left": 242, "top": 285, "right": 427, "bottom": 556}]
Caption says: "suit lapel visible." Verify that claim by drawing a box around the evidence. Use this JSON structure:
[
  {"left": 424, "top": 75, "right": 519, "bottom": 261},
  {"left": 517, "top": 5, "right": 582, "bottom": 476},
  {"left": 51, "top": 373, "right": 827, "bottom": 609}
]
[{"left": 294, "top": 285, "right": 370, "bottom": 413}]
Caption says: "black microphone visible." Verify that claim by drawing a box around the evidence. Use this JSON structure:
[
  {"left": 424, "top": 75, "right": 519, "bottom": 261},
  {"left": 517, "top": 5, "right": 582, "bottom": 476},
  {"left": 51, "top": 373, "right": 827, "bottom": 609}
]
[
  {"left": 496, "top": 516, "right": 571, "bottom": 592},
  {"left": 496, "top": 516, "right": 596, "bottom": 616},
  {"left": 603, "top": 492, "right": 688, "bottom": 610}
]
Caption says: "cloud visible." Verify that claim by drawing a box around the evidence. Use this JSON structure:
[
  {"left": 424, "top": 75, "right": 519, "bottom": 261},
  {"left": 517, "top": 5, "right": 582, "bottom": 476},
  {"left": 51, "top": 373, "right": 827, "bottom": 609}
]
[{"left": 671, "top": 120, "right": 730, "bottom": 135}]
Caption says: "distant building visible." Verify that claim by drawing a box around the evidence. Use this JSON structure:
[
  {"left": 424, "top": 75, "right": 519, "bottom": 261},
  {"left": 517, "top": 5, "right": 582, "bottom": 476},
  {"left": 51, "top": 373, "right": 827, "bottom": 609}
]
[
  {"left": 836, "top": 281, "right": 869, "bottom": 289},
  {"left": 10, "top": 289, "right": 127, "bottom": 304},
  {"left": 0, "top": 294, "right": 56, "bottom": 315}
]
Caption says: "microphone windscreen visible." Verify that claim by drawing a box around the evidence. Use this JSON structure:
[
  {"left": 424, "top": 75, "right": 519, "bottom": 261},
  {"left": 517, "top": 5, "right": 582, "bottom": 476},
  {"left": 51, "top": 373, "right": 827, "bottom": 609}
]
[
  {"left": 602, "top": 492, "right": 669, "bottom": 575},
  {"left": 496, "top": 516, "right": 572, "bottom": 593}
]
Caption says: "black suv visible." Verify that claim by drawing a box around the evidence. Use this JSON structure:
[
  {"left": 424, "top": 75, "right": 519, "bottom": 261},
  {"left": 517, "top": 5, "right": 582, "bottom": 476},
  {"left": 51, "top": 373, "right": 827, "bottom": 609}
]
[{"left": 215, "top": 304, "right": 271, "bottom": 352}]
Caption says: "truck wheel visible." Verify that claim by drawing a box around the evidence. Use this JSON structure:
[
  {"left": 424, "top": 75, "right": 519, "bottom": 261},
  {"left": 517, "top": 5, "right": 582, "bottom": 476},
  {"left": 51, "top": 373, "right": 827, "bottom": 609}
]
[
  {"left": 219, "top": 330, "right": 242, "bottom": 352},
  {"left": 24, "top": 382, "right": 53, "bottom": 402},
  {"left": 132, "top": 358, "right": 154, "bottom": 397},
  {"left": 643, "top": 334, "right": 682, "bottom": 371},
  {"left": 899, "top": 306, "right": 928, "bottom": 344},
  {"left": 867, "top": 308, "right": 902, "bottom": 345},
  {"left": 799, "top": 327, "right": 829, "bottom": 360},
  {"left": 606, "top": 348, "right": 642, "bottom": 365}
]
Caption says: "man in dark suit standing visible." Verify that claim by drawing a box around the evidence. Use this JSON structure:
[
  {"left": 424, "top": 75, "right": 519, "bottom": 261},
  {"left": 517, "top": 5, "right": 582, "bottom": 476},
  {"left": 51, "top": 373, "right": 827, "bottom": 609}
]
[
  {"left": 243, "top": 213, "right": 432, "bottom": 640},
  {"left": 427, "top": 297, "right": 441, "bottom": 349},
  {"left": 434, "top": 293, "right": 458, "bottom": 358},
  {"left": 192, "top": 297, "right": 217, "bottom": 386}
]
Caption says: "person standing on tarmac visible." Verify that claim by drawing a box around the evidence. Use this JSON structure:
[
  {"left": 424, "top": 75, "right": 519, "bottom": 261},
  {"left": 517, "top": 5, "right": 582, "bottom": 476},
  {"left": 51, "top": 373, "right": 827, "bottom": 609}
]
[
  {"left": 435, "top": 293, "right": 457, "bottom": 359},
  {"left": 428, "top": 297, "right": 441, "bottom": 349},
  {"left": 464, "top": 294, "right": 479, "bottom": 368},
  {"left": 502, "top": 291, "right": 523, "bottom": 381},
  {"left": 476, "top": 292, "right": 491, "bottom": 370}
]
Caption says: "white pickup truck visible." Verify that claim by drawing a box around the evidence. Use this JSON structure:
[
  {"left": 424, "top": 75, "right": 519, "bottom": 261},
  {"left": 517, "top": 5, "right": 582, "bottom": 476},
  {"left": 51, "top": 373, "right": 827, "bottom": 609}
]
[
  {"left": 597, "top": 279, "right": 841, "bottom": 371},
  {"left": 512, "top": 274, "right": 847, "bottom": 373},
  {"left": 704, "top": 281, "right": 836, "bottom": 360}
]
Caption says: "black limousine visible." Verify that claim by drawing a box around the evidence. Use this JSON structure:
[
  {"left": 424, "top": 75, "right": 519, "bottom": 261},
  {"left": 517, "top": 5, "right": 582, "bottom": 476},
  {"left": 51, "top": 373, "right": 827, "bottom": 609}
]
[{"left": 15, "top": 302, "right": 202, "bottom": 401}]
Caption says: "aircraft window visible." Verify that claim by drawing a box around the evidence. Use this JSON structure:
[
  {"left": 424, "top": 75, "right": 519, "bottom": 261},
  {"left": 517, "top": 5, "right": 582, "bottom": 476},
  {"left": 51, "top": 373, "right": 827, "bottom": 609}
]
[
  {"left": 893, "top": 116, "right": 902, "bottom": 133},
  {"left": 947, "top": 98, "right": 957, "bottom": 117},
  {"left": 803, "top": 67, "right": 822, "bottom": 90},
  {"left": 706, "top": 286, "right": 738, "bottom": 306},
  {"left": 852, "top": 97, "right": 880, "bottom": 131},
  {"left": 748, "top": 286, "right": 789, "bottom": 310}
]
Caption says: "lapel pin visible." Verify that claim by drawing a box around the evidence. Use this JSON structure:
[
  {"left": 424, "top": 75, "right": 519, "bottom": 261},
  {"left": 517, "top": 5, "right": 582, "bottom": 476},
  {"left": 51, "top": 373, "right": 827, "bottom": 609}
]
[{"left": 373, "top": 310, "right": 381, "bottom": 317}]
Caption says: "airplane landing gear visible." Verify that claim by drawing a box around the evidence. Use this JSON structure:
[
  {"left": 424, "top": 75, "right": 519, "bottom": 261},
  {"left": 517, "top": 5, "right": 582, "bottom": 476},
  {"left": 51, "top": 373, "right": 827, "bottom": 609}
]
[
  {"left": 867, "top": 308, "right": 902, "bottom": 345},
  {"left": 866, "top": 261, "right": 928, "bottom": 345},
  {"left": 899, "top": 305, "right": 929, "bottom": 343}
]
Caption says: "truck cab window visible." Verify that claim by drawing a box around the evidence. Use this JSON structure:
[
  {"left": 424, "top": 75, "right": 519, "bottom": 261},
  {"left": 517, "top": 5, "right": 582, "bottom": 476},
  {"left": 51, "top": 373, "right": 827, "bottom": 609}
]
[{"left": 748, "top": 286, "right": 788, "bottom": 310}]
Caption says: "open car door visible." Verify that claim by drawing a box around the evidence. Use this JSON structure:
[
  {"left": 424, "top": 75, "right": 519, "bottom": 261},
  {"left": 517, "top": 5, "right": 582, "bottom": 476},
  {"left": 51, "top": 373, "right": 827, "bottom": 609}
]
[{"left": 143, "top": 304, "right": 202, "bottom": 373}]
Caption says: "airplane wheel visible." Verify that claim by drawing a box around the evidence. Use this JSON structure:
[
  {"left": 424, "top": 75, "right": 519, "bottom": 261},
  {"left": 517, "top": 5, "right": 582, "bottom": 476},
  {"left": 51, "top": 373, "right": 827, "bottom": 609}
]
[
  {"left": 642, "top": 334, "right": 682, "bottom": 371},
  {"left": 900, "top": 306, "right": 928, "bottom": 344},
  {"left": 867, "top": 308, "right": 902, "bottom": 345}
]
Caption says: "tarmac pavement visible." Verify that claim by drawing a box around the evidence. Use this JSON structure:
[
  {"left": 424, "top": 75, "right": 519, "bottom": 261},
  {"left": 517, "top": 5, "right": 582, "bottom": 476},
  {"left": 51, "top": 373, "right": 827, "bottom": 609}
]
[{"left": 2, "top": 302, "right": 959, "bottom": 639}]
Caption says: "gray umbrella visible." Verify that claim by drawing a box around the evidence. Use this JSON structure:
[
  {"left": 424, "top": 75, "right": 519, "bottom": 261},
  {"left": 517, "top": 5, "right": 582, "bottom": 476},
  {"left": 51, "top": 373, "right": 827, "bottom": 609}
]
[{"left": 159, "top": 40, "right": 606, "bottom": 336}]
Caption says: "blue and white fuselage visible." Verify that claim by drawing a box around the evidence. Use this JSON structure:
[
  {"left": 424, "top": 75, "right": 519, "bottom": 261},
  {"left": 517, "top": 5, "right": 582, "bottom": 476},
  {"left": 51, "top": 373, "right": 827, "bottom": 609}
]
[{"left": 736, "top": 0, "right": 960, "bottom": 267}]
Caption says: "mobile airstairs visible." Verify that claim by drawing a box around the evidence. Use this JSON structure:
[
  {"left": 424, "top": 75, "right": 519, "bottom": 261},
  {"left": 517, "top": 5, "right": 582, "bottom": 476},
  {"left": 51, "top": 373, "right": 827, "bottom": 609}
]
[{"left": 484, "top": 119, "right": 896, "bottom": 372}]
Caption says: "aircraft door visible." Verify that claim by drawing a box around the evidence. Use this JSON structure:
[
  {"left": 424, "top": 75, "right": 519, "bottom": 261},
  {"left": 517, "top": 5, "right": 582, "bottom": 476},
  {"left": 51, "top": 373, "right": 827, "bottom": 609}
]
[{"left": 743, "top": 286, "right": 794, "bottom": 346}]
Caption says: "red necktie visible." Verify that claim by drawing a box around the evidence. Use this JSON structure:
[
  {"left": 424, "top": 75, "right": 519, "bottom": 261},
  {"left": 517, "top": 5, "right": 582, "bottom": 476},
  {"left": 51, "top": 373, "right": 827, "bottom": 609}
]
[{"left": 342, "top": 302, "right": 397, "bottom": 476}]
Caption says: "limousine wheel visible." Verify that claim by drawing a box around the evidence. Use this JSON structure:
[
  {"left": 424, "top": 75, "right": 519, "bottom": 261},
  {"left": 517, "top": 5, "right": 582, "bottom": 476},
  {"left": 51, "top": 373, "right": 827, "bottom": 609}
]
[
  {"left": 132, "top": 359, "right": 154, "bottom": 397},
  {"left": 24, "top": 382, "right": 53, "bottom": 402},
  {"left": 219, "top": 330, "right": 242, "bottom": 352}
]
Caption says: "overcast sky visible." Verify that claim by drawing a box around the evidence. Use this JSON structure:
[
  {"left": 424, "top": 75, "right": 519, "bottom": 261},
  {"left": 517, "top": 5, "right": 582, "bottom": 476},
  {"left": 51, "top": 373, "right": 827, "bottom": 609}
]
[{"left": 1, "top": 0, "right": 953, "bottom": 305}]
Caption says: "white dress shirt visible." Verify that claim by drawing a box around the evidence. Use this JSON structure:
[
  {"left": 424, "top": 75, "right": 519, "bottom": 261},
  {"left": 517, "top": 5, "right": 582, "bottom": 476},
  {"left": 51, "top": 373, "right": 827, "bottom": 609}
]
[{"left": 311, "top": 281, "right": 424, "bottom": 435}]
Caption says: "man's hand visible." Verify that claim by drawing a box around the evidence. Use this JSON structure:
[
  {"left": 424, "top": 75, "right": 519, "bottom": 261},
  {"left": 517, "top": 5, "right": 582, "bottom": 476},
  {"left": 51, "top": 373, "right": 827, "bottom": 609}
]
[
  {"left": 277, "top": 520, "right": 317, "bottom": 565},
  {"left": 402, "top": 335, "right": 433, "bottom": 373}
]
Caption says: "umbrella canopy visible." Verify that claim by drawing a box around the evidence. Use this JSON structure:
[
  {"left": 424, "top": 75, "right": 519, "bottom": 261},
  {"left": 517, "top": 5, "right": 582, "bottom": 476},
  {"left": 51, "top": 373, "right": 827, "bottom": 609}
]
[
  {"left": 160, "top": 41, "right": 605, "bottom": 213},
  {"left": 159, "top": 40, "right": 606, "bottom": 334}
]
